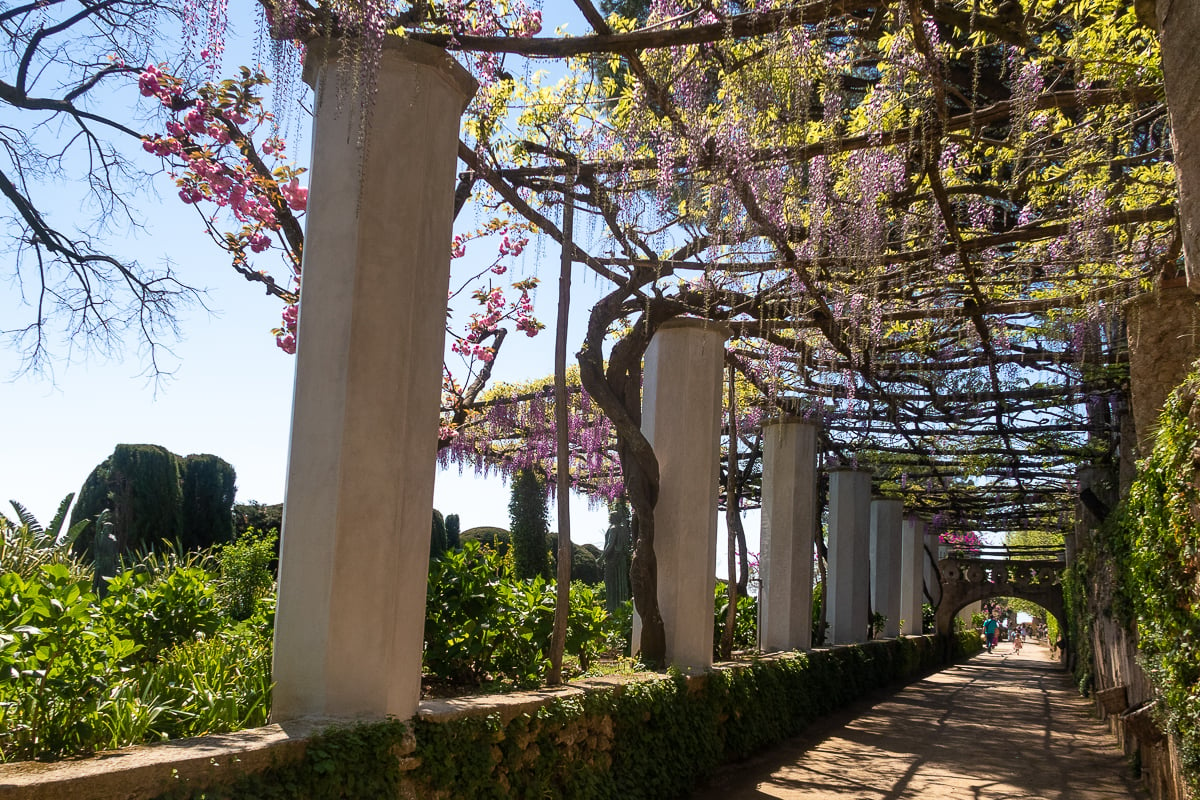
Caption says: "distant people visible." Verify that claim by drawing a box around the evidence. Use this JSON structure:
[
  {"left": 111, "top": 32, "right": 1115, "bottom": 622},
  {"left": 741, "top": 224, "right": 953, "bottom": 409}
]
[
  {"left": 983, "top": 616, "right": 999, "bottom": 653},
  {"left": 1013, "top": 633, "right": 1023, "bottom": 655}
]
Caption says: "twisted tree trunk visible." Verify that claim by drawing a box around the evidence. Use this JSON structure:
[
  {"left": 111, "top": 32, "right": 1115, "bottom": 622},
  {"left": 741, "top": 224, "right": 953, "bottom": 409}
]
[{"left": 576, "top": 291, "right": 687, "bottom": 668}]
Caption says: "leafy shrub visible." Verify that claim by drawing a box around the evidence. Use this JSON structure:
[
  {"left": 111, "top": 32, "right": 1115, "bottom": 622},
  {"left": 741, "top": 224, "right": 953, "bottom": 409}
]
[
  {"left": 215, "top": 528, "right": 278, "bottom": 621},
  {"left": 102, "top": 564, "right": 222, "bottom": 661},
  {"left": 423, "top": 541, "right": 611, "bottom": 688},
  {"left": 565, "top": 582, "right": 608, "bottom": 671},
  {"left": 1105, "top": 372, "right": 1200, "bottom": 790},
  {"left": 232, "top": 501, "right": 282, "bottom": 540},
  {"left": 0, "top": 564, "right": 135, "bottom": 761},
  {"left": 0, "top": 556, "right": 270, "bottom": 762},
  {"left": 604, "top": 597, "right": 633, "bottom": 656},
  {"left": 714, "top": 581, "right": 758, "bottom": 657}
]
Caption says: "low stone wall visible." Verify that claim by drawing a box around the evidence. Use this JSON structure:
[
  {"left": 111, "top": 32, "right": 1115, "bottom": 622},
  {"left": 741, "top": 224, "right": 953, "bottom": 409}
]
[
  {"left": 0, "top": 633, "right": 977, "bottom": 800},
  {"left": 1089, "top": 613, "right": 1190, "bottom": 800}
]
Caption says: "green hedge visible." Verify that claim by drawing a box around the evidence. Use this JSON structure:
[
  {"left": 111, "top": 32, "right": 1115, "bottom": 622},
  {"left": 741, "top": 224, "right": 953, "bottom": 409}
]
[{"left": 172, "top": 633, "right": 977, "bottom": 800}]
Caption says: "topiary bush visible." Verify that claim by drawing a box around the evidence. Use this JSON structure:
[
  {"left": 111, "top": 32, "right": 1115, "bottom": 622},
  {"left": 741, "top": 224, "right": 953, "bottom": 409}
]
[
  {"left": 179, "top": 453, "right": 237, "bottom": 550},
  {"left": 430, "top": 508, "right": 447, "bottom": 560},
  {"left": 71, "top": 444, "right": 184, "bottom": 558},
  {"left": 71, "top": 445, "right": 239, "bottom": 559}
]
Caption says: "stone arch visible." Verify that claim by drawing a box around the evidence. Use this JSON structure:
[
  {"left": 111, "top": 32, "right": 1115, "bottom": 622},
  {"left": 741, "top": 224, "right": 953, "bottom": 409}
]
[{"left": 933, "top": 558, "right": 1066, "bottom": 640}]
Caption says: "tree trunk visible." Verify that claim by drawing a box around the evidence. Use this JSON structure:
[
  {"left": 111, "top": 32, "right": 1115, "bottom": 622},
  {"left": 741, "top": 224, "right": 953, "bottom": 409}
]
[
  {"left": 548, "top": 184, "right": 574, "bottom": 685},
  {"left": 577, "top": 303, "right": 664, "bottom": 667},
  {"left": 720, "top": 366, "right": 739, "bottom": 660}
]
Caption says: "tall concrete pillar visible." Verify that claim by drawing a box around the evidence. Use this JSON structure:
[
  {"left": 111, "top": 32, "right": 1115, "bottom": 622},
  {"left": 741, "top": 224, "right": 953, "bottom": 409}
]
[
  {"left": 759, "top": 418, "right": 818, "bottom": 652},
  {"left": 642, "top": 318, "right": 730, "bottom": 669},
  {"left": 870, "top": 498, "right": 903, "bottom": 639},
  {"left": 899, "top": 515, "right": 926, "bottom": 635},
  {"left": 923, "top": 527, "right": 942, "bottom": 608},
  {"left": 827, "top": 468, "right": 872, "bottom": 645},
  {"left": 270, "top": 38, "right": 476, "bottom": 722}
]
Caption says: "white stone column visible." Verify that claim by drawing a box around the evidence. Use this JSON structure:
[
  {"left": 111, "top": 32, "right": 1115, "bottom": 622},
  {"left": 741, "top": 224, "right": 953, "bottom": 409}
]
[
  {"left": 759, "top": 418, "right": 818, "bottom": 652},
  {"left": 270, "top": 38, "right": 476, "bottom": 723},
  {"left": 642, "top": 317, "right": 730, "bottom": 670},
  {"left": 899, "top": 515, "right": 926, "bottom": 635},
  {"left": 870, "top": 498, "right": 903, "bottom": 639},
  {"left": 827, "top": 468, "right": 872, "bottom": 645},
  {"left": 924, "top": 526, "right": 943, "bottom": 607}
]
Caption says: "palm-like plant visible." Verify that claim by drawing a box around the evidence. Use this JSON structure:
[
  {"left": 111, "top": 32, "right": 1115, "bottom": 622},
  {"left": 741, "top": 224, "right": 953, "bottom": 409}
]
[{"left": 0, "top": 495, "right": 89, "bottom": 579}]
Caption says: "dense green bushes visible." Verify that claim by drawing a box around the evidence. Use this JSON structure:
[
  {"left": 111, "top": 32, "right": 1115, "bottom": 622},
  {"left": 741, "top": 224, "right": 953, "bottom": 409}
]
[
  {"left": 186, "top": 633, "right": 963, "bottom": 800},
  {"left": 0, "top": 542, "right": 274, "bottom": 762},
  {"left": 411, "top": 634, "right": 971, "bottom": 800},
  {"left": 179, "top": 454, "right": 237, "bottom": 550},
  {"left": 423, "top": 541, "right": 610, "bottom": 688}
]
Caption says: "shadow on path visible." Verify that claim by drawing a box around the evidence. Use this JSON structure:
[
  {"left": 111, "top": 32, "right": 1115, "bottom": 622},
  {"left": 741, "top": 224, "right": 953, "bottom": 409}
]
[{"left": 690, "top": 642, "right": 1144, "bottom": 799}]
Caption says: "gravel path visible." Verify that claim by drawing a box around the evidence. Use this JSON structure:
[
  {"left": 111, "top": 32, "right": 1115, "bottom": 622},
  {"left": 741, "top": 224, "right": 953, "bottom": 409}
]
[{"left": 691, "top": 641, "right": 1145, "bottom": 799}]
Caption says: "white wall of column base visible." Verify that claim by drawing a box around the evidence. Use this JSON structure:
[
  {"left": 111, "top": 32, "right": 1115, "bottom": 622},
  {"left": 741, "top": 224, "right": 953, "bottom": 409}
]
[
  {"left": 759, "top": 419, "right": 818, "bottom": 652},
  {"left": 870, "top": 499, "right": 903, "bottom": 639},
  {"left": 270, "top": 38, "right": 476, "bottom": 723},
  {"left": 899, "top": 516, "right": 926, "bottom": 635},
  {"left": 642, "top": 318, "right": 730, "bottom": 670},
  {"left": 827, "top": 468, "right": 872, "bottom": 645}
]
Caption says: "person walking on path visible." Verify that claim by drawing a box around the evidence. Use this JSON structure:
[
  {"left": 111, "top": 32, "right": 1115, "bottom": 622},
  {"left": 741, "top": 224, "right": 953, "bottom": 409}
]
[{"left": 983, "top": 615, "right": 999, "bottom": 653}]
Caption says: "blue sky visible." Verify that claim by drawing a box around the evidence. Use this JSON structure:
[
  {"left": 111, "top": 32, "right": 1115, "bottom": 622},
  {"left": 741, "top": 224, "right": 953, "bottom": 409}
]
[{"left": 0, "top": 2, "right": 761, "bottom": 568}]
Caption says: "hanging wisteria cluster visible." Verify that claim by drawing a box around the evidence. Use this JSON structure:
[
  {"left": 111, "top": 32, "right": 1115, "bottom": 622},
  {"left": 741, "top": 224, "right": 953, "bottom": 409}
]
[{"left": 438, "top": 384, "right": 624, "bottom": 503}]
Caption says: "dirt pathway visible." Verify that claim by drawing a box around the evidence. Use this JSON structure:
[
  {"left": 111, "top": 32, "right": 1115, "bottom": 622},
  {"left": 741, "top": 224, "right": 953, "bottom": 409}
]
[{"left": 690, "top": 641, "right": 1144, "bottom": 799}]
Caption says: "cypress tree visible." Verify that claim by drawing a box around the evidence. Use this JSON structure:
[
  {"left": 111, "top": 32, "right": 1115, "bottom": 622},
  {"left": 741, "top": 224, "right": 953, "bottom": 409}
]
[
  {"left": 70, "top": 459, "right": 113, "bottom": 557},
  {"left": 71, "top": 444, "right": 182, "bottom": 558},
  {"left": 508, "top": 468, "right": 550, "bottom": 580},
  {"left": 444, "top": 513, "right": 461, "bottom": 550},
  {"left": 179, "top": 453, "right": 237, "bottom": 550},
  {"left": 430, "top": 508, "right": 447, "bottom": 560}
]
